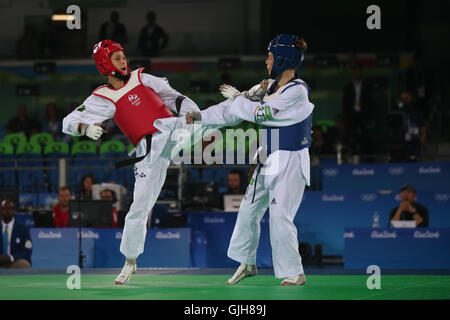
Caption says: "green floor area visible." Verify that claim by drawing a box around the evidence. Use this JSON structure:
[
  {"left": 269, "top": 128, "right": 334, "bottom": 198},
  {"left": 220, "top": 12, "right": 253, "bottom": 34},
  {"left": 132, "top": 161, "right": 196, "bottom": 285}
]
[{"left": 1, "top": 274, "right": 450, "bottom": 300}]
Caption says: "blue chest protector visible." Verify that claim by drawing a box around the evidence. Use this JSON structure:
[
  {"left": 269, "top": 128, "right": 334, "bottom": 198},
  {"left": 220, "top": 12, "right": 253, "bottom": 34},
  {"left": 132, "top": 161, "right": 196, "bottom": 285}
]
[{"left": 261, "top": 80, "right": 312, "bottom": 154}]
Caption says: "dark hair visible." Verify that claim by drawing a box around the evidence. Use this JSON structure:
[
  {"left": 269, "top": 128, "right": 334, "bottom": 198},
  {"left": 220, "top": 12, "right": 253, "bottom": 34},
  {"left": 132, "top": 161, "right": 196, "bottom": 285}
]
[
  {"left": 228, "top": 170, "right": 242, "bottom": 179},
  {"left": 294, "top": 38, "right": 308, "bottom": 52},
  {"left": 58, "top": 186, "right": 71, "bottom": 194},
  {"left": 100, "top": 189, "right": 117, "bottom": 202},
  {"left": 1, "top": 199, "right": 15, "bottom": 208},
  {"left": 80, "top": 174, "right": 95, "bottom": 195}
]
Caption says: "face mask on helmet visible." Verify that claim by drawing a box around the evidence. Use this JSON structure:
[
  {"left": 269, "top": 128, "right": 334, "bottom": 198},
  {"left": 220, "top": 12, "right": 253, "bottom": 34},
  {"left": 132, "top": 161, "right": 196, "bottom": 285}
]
[{"left": 267, "top": 34, "right": 304, "bottom": 79}]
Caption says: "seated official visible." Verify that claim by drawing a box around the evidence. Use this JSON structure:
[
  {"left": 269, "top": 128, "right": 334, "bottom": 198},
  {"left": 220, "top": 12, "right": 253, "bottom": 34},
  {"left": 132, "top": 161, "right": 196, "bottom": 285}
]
[
  {"left": 219, "top": 170, "right": 246, "bottom": 210},
  {"left": 389, "top": 184, "right": 429, "bottom": 228},
  {"left": 0, "top": 200, "right": 32, "bottom": 269}
]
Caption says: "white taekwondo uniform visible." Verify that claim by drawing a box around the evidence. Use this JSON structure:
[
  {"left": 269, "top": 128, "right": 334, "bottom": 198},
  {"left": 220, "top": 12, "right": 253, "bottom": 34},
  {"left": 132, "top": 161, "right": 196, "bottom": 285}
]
[
  {"left": 200, "top": 78, "right": 315, "bottom": 278},
  {"left": 62, "top": 69, "right": 205, "bottom": 259}
]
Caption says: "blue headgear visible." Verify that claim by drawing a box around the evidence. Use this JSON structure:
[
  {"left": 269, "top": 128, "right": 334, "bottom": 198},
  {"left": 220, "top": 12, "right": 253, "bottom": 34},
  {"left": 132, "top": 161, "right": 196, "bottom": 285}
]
[{"left": 267, "top": 34, "right": 304, "bottom": 78}]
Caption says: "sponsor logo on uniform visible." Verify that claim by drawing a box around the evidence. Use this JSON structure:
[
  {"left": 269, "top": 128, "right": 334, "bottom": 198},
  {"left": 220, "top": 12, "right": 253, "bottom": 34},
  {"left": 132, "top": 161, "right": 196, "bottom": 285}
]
[
  {"left": 322, "top": 168, "right": 339, "bottom": 177},
  {"left": 156, "top": 231, "right": 181, "bottom": 239},
  {"left": 272, "top": 108, "right": 280, "bottom": 116},
  {"left": 322, "top": 194, "right": 345, "bottom": 202},
  {"left": 418, "top": 166, "right": 441, "bottom": 174},
  {"left": 352, "top": 168, "right": 375, "bottom": 176},
  {"left": 15, "top": 238, "right": 20, "bottom": 244},
  {"left": 115, "top": 232, "right": 122, "bottom": 239},
  {"left": 414, "top": 230, "right": 440, "bottom": 239},
  {"left": 128, "top": 94, "right": 141, "bottom": 106},
  {"left": 254, "top": 106, "right": 267, "bottom": 123},
  {"left": 434, "top": 193, "right": 450, "bottom": 202},
  {"left": 204, "top": 217, "right": 225, "bottom": 224},
  {"left": 76, "top": 105, "right": 85, "bottom": 112},
  {"left": 134, "top": 167, "right": 146, "bottom": 178},
  {"left": 25, "top": 240, "right": 32, "bottom": 249},
  {"left": 38, "top": 231, "right": 62, "bottom": 239},
  {"left": 77, "top": 230, "right": 99, "bottom": 239},
  {"left": 271, "top": 198, "right": 277, "bottom": 205},
  {"left": 388, "top": 166, "right": 404, "bottom": 175},
  {"left": 301, "top": 137, "right": 309, "bottom": 146},
  {"left": 344, "top": 231, "right": 355, "bottom": 238},
  {"left": 371, "top": 231, "right": 397, "bottom": 239}
]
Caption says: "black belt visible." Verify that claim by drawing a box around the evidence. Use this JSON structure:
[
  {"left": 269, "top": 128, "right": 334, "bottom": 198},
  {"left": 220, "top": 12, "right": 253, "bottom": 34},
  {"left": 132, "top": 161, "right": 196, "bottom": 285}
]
[
  {"left": 248, "top": 154, "right": 264, "bottom": 204},
  {"left": 115, "top": 135, "right": 152, "bottom": 169}
]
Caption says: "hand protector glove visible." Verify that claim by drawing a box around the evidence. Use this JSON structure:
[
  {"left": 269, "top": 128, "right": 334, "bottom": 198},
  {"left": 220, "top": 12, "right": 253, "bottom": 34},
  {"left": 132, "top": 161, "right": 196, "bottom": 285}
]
[
  {"left": 244, "top": 80, "right": 268, "bottom": 102},
  {"left": 80, "top": 124, "right": 104, "bottom": 140},
  {"left": 186, "top": 111, "right": 202, "bottom": 124},
  {"left": 219, "top": 84, "right": 241, "bottom": 101}
]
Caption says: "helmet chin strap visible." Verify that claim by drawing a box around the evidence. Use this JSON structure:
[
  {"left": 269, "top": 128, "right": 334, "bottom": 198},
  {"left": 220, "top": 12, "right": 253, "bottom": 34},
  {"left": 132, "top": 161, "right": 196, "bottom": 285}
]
[{"left": 112, "top": 70, "right": 131, "bottom": 82}]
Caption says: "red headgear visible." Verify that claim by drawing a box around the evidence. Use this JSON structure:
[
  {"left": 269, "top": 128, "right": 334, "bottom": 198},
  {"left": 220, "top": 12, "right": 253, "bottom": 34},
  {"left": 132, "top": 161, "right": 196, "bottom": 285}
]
[{"left": 93, "top": 40, "right": 129, "bottom": 76}]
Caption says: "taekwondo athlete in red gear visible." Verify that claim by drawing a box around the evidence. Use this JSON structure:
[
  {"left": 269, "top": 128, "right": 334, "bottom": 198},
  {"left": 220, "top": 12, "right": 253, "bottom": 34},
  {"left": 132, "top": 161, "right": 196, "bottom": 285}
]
[{"left": 62, "top": 40, "right": 203, "bottom": 284}]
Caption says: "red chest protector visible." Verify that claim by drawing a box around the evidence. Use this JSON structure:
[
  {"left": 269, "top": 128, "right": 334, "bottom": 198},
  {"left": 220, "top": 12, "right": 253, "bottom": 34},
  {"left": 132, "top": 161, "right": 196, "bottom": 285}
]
[{"left": 93, "top": 68, "right": 174, "bottom": 146}]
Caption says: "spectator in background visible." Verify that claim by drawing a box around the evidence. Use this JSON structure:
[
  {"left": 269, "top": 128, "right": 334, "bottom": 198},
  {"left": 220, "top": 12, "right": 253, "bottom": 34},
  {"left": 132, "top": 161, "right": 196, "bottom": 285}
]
[
  {"left": 0, "top": 199, "right": 32, "bottom": 269},
  {"left": 78, "top": 174, "right": 95, "bottom": 200},
  {"left": 389, "top": 184, "right": 429, "bottom": 228},
  {"left": 404, "top": 53, "right": 433, "bottom": 119},
  {"left": 326, "top": 114, "right": 352, "bottom": 155},
  {"left": 38, "top": 19, "right": 57, "bottom": 59},
  {"left": 311, "top": 125, "right": 334, "bottom": 156},
  {"left": 100, "top": 189, "right": 120, "bottom": 228},
  {"left": 398, "top": 91, "right": 427, "bottom": 161},
  {"left": 41, "top": 103, "right": 63, "bottom": 141},
  {"left": 52, "top": 186, "right": 72, "bottom": 228},
  {"left": 6, "top": 105, "right": 41, "bottom": 138},
  {"left": 341, "top": 66, "right": 374, "bottom": 159},
  {"left": 16, "top": 24, "right": 37, "bottom": 59},
  {"left": 219, "top": 170, "right": 246, "bottom": 209},
  {"left": 137, "top": 11, "right": 169, "bottom": 57},
  {"left": 99, "top": 11, "right": 128, "bottom": 45}
]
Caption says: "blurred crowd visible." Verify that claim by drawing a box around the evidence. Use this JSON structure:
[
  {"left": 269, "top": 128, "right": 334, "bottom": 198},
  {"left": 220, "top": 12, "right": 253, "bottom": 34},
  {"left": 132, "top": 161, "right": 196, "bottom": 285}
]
[
  {"left": 310, "top": 52, "right": 434, "bottom": 164},
  {"left": 10, "top": 11, "right": 438, "bottom": 164},
  {"left": 16, "top": 11, "right": 169, "bottom": 59}
]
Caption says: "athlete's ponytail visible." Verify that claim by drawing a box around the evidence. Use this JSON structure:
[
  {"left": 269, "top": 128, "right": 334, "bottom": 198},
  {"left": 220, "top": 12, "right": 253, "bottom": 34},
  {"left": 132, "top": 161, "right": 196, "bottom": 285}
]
[{"left": 294, "top": 38, "right": 308, "bottom": 52}]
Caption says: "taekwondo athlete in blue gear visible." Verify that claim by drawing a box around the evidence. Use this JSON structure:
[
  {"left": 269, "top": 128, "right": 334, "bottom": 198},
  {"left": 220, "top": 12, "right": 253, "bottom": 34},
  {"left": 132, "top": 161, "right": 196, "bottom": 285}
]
[{"left": 187, "top": 34, "right": 313, "bottom": 286}]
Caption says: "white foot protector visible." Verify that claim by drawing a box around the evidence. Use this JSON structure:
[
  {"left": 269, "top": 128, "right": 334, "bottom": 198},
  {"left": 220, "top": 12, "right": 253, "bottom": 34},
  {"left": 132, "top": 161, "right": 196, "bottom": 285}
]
[
  {"left": 227, "top": 264, "right": 257, "bottom": 285},
  {"left": 281, "top": 273, "right": 307, "bottom": 286},
  {"left": 115, "top": 259, "right": 137, "bottom": 285}
]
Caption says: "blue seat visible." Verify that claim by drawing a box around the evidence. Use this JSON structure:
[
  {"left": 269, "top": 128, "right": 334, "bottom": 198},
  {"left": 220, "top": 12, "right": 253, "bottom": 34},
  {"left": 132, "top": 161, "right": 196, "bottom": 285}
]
[
  {"left": 188, "top": 168, "right": 201, "bottom": 182},
  {"left": 71, "top": 141, "right": 98, "bottom": 166},
  {"left": 202, "top": 168, "right": 229, "bottom": 188},
  {"left": 16, "top": 143, "right": 45, "bottom": 192},
  {"left": 0, "top": 142, "right": 17, "bottom": 189},
  {"left": 19, "top": 193, "right": 39, "bottom": 208},
  {"left": 45, "top": 142, "right": 70, "bottom": 192}
]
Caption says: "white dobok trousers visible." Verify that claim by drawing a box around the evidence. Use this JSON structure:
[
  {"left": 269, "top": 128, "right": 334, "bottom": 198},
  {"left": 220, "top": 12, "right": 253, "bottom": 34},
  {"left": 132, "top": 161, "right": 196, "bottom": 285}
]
[{"left": 227, "top": 150, "right": 307, "bottom": 279}]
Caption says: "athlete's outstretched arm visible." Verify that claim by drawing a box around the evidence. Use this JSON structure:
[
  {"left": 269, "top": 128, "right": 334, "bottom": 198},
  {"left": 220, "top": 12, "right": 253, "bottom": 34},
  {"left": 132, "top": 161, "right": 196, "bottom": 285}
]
[
  {"left": 197, "top": 84, "right": 313, "bottom": 127},
  {"left": 227, "top": 84, "right": 314, "bottom": 127}
]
